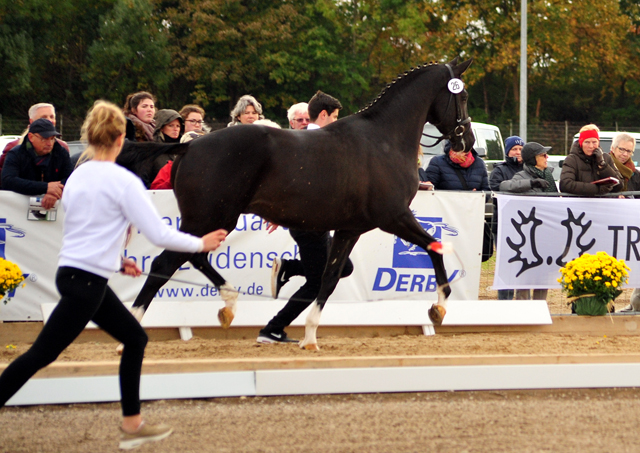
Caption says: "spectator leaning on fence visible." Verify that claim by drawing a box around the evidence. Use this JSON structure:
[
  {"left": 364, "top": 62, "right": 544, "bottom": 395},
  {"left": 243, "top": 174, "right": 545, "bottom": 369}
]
[
  {"left": 1, "top": 119, "right": 72, "bottom": 209},
  {"left": 0, "top": 103, "right": 69, "bottom": 187},
  {"left": 489, "top": 136, "right": 525, "bottom": 300},
  {"left": 608, "top": 132, "right": 640, "bottom": 192},
  {"left": 499, "top": 142, "right": 557, "bottom": 301},
  {"left": 424, "top": 140, "right": 490, "bottom": 191},
  {"left": 559, "top": 124, "right": 622, "bottom": 195}
]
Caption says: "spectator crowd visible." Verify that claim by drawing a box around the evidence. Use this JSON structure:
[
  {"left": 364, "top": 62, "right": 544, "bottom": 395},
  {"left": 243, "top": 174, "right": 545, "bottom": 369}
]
[{"left": 1, "top": 95, "right": 639, "bottom": 308}]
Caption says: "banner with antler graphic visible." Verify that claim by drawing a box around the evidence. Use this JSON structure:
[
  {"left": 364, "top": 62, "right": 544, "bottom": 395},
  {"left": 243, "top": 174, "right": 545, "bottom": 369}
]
[{"left": 494, "top": 194, "right": 640, "bottom": 290}]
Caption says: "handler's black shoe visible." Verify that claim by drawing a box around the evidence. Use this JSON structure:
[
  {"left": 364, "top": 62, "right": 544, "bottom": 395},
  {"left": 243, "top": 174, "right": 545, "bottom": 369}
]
[
  {"left": 271, "top": 257, "right": 290, "bottom": 299},
  {"left": 257, "top": 329, "right": 298, "bottom": 344}
]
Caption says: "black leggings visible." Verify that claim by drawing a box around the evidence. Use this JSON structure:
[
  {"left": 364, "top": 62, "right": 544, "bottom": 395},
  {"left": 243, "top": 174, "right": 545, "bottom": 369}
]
[{"left": 0, "top": 267, "right": 148, "bottom": 416}]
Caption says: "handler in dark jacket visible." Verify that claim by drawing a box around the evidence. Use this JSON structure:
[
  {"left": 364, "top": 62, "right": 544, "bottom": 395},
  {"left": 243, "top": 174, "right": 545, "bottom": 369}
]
[
  {"left": 559, "top": 126, "right": 622, "bottom": 195},
  {"left": 1, "top": 119, "right": 72, "bottom": 209},
  {"left": 424, "top": 140, "right": 490, "bottom": 191}
]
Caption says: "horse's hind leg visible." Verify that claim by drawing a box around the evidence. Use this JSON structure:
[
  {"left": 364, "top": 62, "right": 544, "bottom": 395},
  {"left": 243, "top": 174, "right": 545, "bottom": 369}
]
[
  {"left": 380, "top": 211, "right": 451, "bottom": 325},
  {"left": 299, "top": 230, "right": 361, "bottom": 350},
  {"left": 189, "top": 253, "right": 237, "bottom": 328}
]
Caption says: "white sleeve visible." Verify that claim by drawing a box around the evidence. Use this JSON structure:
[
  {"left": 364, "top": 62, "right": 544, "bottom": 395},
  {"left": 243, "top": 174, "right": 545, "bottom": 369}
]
[{"left": 119, "top": 178, "right": 204, "bottom": 253}]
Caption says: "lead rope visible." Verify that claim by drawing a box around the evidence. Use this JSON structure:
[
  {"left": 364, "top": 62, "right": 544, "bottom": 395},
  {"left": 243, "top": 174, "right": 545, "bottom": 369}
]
[{"left": 122, "top": 245, "right": 466, "bottom": 303}]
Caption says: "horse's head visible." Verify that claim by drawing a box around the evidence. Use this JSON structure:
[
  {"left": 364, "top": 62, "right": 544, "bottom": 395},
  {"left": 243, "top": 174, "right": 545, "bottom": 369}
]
[{"left": 426, "top": 57, "right": 475, "bottom": 153}]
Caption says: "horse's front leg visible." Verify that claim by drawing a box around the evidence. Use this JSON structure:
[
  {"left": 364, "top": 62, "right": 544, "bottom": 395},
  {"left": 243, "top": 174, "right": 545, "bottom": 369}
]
[
  {"left": 380, "top": 211, "right": 452, "bottom": 326},
  {"left": 189, "top": 253, "right": 237, "bottom": 328},
  {"left": 299, "top": 230, "right": 361, "bottom": 350}
]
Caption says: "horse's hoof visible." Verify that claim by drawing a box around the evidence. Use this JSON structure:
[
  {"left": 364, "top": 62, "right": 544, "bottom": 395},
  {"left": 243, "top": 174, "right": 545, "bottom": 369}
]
[
  {"left": 428, "top": 304, "right": 446, "bottom": 326},
  {"left": 218, "top": 307, "right": 235, "bottom": 329},
  {"left": 116, "top": 343, "right": 124, "bottom": 356},
  {"left": 301, "top": 343, "right": 320, "bottom": 351}
]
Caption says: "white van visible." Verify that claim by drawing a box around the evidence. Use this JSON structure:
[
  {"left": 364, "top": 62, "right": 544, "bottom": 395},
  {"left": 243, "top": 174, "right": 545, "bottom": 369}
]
[{"left": 419, "top": 122, "right": 504, "bottom": 169}]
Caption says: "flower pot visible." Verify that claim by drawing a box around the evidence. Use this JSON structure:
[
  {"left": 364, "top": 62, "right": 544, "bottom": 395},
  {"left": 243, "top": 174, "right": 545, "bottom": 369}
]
[{"left": 574, "top": 295, "right": 611, "bottom": 316}]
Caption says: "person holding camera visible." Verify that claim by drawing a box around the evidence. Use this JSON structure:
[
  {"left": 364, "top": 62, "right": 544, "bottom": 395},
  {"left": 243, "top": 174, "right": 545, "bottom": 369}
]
[{"left": 560, "top": 124, "right": 622, "bottom": 196}]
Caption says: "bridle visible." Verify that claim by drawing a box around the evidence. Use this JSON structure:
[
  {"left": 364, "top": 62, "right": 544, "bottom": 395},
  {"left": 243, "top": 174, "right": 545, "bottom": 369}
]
[{"left": 422, "top": 64, "right": 472, "bottom": 150}]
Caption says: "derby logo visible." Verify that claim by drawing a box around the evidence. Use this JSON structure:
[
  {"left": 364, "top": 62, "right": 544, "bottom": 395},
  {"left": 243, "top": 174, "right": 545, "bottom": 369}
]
[{"left": 0, "top": 218, "right": 26, "bottom": 259}]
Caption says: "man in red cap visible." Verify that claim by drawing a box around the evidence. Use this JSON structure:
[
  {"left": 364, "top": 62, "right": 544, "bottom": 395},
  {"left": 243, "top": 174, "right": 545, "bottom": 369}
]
[
  {"left": 559, "top": 124, "right": 622, "bottom": 196},
  {"left": 1, "top": 119, "right": 72, "bottom": 209}
]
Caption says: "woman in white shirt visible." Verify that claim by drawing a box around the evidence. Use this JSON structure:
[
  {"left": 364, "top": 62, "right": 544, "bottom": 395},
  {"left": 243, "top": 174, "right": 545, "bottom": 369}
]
[{"left": 0, "top": 100, "right": 227, "bottom": 450}]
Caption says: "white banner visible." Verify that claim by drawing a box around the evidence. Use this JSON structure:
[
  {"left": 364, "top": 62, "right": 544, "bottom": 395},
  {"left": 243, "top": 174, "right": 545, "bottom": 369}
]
[
  {"left": 1, "top": 190, "right": 484, "bottom": 321},
  {"left": 494, "top": 194, "right": 640, "bottom": 290}
]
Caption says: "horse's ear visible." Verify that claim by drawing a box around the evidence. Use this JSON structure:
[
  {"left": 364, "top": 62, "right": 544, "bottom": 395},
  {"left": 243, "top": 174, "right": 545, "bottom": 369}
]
[
  {"left": 454, "top": 58, "right": 473, "bottom": 76},
  {"left": 447, "top": 56, "right": 460, "bottom": 67}
]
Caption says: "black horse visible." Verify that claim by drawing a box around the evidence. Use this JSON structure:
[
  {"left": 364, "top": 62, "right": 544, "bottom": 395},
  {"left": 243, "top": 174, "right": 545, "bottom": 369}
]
[{"left": 119, "top": 57, "right": 474, "bottom": 350}]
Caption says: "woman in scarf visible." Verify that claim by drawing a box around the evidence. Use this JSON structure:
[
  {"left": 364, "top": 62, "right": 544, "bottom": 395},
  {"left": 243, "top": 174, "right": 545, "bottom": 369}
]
[{"left": 123, "top": 91, "right": 156, "bottom": 142}]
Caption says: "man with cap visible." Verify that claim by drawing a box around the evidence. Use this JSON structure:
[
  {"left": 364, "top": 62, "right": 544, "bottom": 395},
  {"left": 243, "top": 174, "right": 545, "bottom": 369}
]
[
  {"left": 489, "top": 136, "right": 525, "bottom": 300},
  {"left": 499, "top": 142, "right": 558, "bottom": 301},
  {"left": 560, "top": 124, "right": 622, "bottom": 196},
  {"left": 0, "top": 103, "right": 70, "bottom": 186},
  {"left": 1, "top": 119, "right": 72, "bottom": 209}
]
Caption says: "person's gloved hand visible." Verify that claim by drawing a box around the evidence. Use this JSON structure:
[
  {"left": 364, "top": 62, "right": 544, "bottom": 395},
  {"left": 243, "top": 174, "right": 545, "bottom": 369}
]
[
  {"left": 593, "top": 147, "right": 607, "bottom": 168},
  {"left": 531, "top": 178, "right": 550, "bottom": 189},
  {"left": 598, "top": 182, "right": 617, "bottom": 194}
]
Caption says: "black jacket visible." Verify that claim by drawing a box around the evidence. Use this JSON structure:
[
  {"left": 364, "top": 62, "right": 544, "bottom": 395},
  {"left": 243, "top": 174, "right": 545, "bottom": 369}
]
[
  {"left": 489, "top": 157, "right": 523, "bottom": 191},
  {"left": 1, "top": 137, "right": 72, "bottom": 195}
]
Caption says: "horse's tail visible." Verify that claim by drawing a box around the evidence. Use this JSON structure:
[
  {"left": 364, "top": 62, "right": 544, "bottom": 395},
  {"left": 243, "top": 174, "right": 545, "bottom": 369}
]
[{"left": 116, "top": 140, "right": 190, "bottom": 186}]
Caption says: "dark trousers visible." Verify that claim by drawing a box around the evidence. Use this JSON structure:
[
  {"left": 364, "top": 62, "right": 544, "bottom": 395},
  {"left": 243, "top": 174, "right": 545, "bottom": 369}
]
[
  {"left": 264, "top": 229, "right": 353, "bottom": 333},
  {"left": 0, "top": 267, "right": 148, "bottom": 416}
]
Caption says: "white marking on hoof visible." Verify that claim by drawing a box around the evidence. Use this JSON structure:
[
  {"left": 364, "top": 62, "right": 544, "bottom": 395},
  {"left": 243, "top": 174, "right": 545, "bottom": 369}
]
[
  {"left": 299, "top": 302, "right": 322, "bottom": 350},
  {"left": 130, "top": 306, "right": 145, "bottom": 323},
  {"left": 219, "top": 283, "right": 238, "bottom": 316},
  {"left": 116, "top": 343, "right": 124, "bottom": 355}
]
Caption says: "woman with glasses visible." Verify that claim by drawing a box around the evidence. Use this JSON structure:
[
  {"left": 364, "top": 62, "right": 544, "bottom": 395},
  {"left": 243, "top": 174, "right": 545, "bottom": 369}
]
[
  {"left": 499, "top": 142, "right": 558, "bottom": 194},
  {"left": 228, "top": 95, "right": 264, "bottom": 126},
  {"left": 608, "top": 132, "right": 639, "bottom": 191},
  {"left": 180, "top": 104, "right": 208, "bottom": 143},
  {"left": 560, "top": 124, "right": 622, "bottom": 195}
]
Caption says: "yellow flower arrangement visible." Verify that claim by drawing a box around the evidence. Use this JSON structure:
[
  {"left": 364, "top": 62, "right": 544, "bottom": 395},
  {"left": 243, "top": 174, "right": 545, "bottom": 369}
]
[
  {"left": 558, "top": 251, "right": 630, "bottom": 316},
  {"left": 0, "top": 257, "right": 25, "bottom": 304}
]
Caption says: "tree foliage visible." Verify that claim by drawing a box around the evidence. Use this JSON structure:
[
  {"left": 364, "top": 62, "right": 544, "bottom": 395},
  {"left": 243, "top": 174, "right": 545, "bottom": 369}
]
[{"left": 0, "top": 0, "right": 639, "bottom": 125}]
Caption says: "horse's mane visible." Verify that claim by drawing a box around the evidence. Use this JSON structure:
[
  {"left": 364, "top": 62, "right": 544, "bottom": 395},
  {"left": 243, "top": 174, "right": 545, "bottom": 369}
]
[
  {"left": 357, "top": 61, "right": 440, "bottom": 115},
  {"left": 116, "top": 140, "right": 189, "bottom": 187}
]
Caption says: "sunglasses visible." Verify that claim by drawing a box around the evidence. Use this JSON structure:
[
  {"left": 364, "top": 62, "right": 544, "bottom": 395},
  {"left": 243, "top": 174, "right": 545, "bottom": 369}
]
[{"left": 293, "top": 118, "right": 310, "bottom": 123}]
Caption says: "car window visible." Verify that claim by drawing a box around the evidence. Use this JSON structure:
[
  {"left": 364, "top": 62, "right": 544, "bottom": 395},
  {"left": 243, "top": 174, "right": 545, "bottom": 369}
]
[
  {"left": 420, "top": 124, "right": 444, "bottom": 155},
  {"left": 475, "top": 128, "right": 503, "bottom": 160}
]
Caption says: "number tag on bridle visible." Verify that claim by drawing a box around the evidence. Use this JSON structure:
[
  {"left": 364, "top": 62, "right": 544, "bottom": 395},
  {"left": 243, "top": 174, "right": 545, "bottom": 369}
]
[{"left": 447, "top": 78, "right": 464, "bottom": 94}]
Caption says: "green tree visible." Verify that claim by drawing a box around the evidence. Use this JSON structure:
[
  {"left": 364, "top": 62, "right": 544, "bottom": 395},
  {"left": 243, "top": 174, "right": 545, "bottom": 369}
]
[{"left": 85, "top": 0, "right": 172, "bottom": 108}]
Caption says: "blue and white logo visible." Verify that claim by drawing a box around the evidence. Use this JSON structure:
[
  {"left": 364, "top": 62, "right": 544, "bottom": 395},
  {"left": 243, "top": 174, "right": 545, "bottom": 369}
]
[
  {"left": 373, "top": 216, "right": 459, "bottom": 293},
  {"left": 0, "top": 218, "right": 26, "bottom": 259},
  {"left": 392, "top": 217, "right": 458, "bottom": 269}
]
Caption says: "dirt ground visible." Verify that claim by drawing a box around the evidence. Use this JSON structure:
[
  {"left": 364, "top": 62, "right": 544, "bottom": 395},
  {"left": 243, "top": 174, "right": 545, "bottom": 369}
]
[
  {"left": 3, "top": 258, "right": 640, "bottom": 451},
  {"left": 3, "top": 389, "right": 640, "bottom": 452}
]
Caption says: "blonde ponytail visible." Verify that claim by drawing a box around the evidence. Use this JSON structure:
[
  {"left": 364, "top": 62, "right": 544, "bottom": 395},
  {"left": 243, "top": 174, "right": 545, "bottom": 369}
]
[{"left": 77, "top": 100, "right": 126, "bottom": 166}]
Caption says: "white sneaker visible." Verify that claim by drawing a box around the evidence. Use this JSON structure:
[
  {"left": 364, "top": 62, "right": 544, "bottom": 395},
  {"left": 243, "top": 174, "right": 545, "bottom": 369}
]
[{"left": 119, "top": 422, "right": 173, "bottom": 450}]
